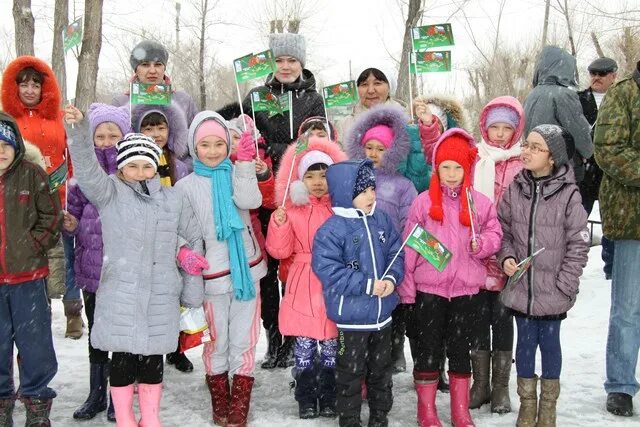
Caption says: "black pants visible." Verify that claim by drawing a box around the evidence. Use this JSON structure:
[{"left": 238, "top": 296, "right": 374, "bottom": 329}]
[
  {"left": 414, "top": 292, "right": 478, "bottom": 374},
  {"left": 473, "top": 290, "right": 514, "bottom": 352},
  {"left": 110, "top": 353, "right": 163, "bottom": 387},
  {"left": 83, "top": 291, "right": 110, "bottom": 364},
  {"left": 259, "top": 207, "right": 280, "bottom": 330},
  {"left": 336, "top": 327, "right": 393, "bottom": 418}
]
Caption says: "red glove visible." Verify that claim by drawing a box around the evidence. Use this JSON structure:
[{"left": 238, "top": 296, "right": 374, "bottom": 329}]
[
  {"left": 177, "top": 247, "right": 209, "bottom": 275},
  {"left": 236, "top": 131, "right": 256, "bottom": 162}
]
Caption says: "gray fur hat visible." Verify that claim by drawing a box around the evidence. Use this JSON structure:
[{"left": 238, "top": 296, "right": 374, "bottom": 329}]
[
  {"left": 130, "top": 40, "right": 169, "bottom": 71},
  {"left": 269, "top": 33, "right": 306, "bottom": 67}
]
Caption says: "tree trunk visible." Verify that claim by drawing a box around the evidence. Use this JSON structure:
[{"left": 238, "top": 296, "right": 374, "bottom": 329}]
[
  {"left": 541, "top": 0, "right": 550, "bottom": 48},
  {"left": 198, "top": 0, "right": 208, "bottom": 110},
  {"left": 396, "top": 0, "right": 422, "bottom": 114},
  {"left": 591, "top": 32, "right": 604, "bottom": 58},
  {"left": 75, "top": 0, "right": 103, "bottom": 112},
  {"left": 52, "top": 0, "right": 68, "bottom": 104},
  {"left": 13, "top": 0, "right": 35, "bottom": 56}
]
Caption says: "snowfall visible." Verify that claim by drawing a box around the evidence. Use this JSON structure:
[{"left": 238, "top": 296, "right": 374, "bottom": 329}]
[{"left": 10, "top": 208, "right": 640, "bottom": 426}]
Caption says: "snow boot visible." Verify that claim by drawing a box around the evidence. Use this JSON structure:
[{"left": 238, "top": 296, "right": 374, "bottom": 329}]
[
  {"left": 73, "top": 362, "right": 109, "bottom": 419},
  {"left": 0, "top": 398, "right": 14, "bottom": 427},
  {"left": 64, "top": 299, "right": 84, "bottom": 339},
  {"left": 206, "top": 372, "right": 230, "bottom": 426},
  {"left": 260, "top": 326, "right": 281, "bottom": 369},
  {"left": 276, "top": 336, "right": 295, "bottom": 368},
  {"left": 536, "top": 379, "right": 559, "bottom": 427},
  {"left": 468, "top": 350, "right": 491, "bottom": 409},
  {"left": 227, "top": 374, "right": 254, "bottom": 427},
  {"left": 516, "top": 376, "right": 538, "bottom": 427},
  {"left": 606, "top": 392, "right": 633, "bottom": 417},
  {"left": 295, "top": 367, "right": 318, "bottom": 419},
  {"left": 110, "top": 385, "right": 137, "bottom": 427},
  {"left": 22, "top": 397, "right": 52, "bottom": 427},
  {"left": 107, "top": 394, "right": 116, "bottom": 422},
  {"left": 367, "top": 409, "right": 388, "bottom": 427},
  {"left": 491, "top": 351, "right": 512, "bottom": 414},
  {"left": 339, "top": 416, "right": 362, "bottom": 427},
  {"left": 166, "top": 346, "right": 193, "bottom": 373},
  {"left": 449, "top": 372, "right": 476, "bottom": 427},
  {"left": 137, "top": 383, "right": 163, "bottom": 427},
  {"left": 318, "top": 367, "right": 337, "bottom": 418},
  {"left": 415, "top": 376, "right": 443, "bottom": 427}
]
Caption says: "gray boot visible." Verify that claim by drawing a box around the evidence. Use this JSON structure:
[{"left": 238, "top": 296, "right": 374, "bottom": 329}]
[
  {"left": 0, "top": 399, "right": 14, "bottom": 427},
  {"left": 469, "top": 350, "right": 491, "bottom": 409},
  {"left": 516, "top": 376, "right": 538, "bottom": 427},
  {"left": 23, "top": 398, "right": 52, "bottom": 427},
  {"left": 491, "top": 350, "right": 512, "bottom": 413},
  {"left": 63, "top": 299, "right": 84, "bottom": 339},
  {"left": 536, "top": 379, "right": 559, "bottom": 427}
]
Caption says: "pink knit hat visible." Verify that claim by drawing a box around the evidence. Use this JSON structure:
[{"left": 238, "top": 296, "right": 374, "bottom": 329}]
[
  {"left": 195, "top": 119, "right": 228, "bottom": 147},
  {"left": 361, "top": 125, "right": 394, "bottom": 149}
]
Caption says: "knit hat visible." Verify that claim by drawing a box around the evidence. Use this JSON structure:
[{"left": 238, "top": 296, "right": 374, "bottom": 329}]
[
  {"left": 530, "top": 124, "right": 570, "bottom": 167},
  {"left": 116, "top": 133, "right": 162, "bottom": 171},
  {"left": 298, "top": 150, "right": 333, "bottom": 179},
  {"left": 362, "top": 125, "right": 394, "bottom": 149},
  {"left": 269, "top": 33, "right": 306, "bottom": 67},
  {"left": 485, "top": 106, "right": 519, "bottom": 129},
  {"left": 195, "top": 119, "right": 228, "bottom": 145},
  {"left": 0, "top": 122, "right": 17, "bottom": 149},
  {"left": 428, "top": 131, "right": 478, "bottom": 226},
  {"left": 88, "top": 103, "right": 131, "bottom": 138},
  {"left": 353, "top": 161, "right": 376, "bottom": 200},
  {"left": 427, "top": 103, "right": 448, "bottom": 131},
  {"left": 130, "top": 40, "right": 169, "bottom": 71}
]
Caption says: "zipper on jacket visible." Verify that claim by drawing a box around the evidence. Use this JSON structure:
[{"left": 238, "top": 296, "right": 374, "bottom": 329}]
[
  {"left": 361, "top": 214, "right": 382, "bottom": 327},
  {"left": 338, "top": 295, "right": 344, "bottom": 316},
  {"left": 526, "top": 182, "right": 541, "bottom": 315}
]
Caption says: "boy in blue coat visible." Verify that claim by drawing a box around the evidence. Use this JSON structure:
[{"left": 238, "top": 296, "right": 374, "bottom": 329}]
[{"left": 313, "top": 159, "right": 404, "bottom": 427}]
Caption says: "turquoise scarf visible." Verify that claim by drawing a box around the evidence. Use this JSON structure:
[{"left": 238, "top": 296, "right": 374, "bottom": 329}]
[{"left": 194, "top": 158, "right": 255, "bottom": 301}]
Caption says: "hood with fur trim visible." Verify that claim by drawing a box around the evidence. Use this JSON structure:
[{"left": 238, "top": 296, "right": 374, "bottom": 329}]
[
  {"left": 132, "top": 103, "right": 189, "bottom": 158},
  {"left": 187, "top": 110, "right": 231, "bottom": 160},
  {"left": 479, "top": 96, "right": 525, "bottom": 149},
  {"left": 2, "top": 56, "right": 61, "bottom": 121},
  {"left": 23, "top": 140, "right": 46, "bottom": 170},
  {"left": 345, "top": 104, "right": 410, "bottom": 174},
  {"left": 275, "top": 136, "right": 347, "bottom": 207},
  {"left": 414, "top": 94, "right": 468, "bottom": 130}
]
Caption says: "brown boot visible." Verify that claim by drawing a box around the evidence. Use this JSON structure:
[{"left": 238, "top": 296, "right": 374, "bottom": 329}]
[
  {"left": 491, "top": 351, "right": 512, "bottom": 414},
  {"left": 227, "top": 374, "right": 254, "bottom": 427},
  {"left": 22, "top": 397, "right": 52, "bottom": 427},
  {"left": 516, "top": 376, "right": 538, "bottom": 427},
  {"left": 469, "top": 350, "right": 491, "bottom": 409},
  {"left": 206, "top": 373, "right": 230, "bottom": 426},
  {"left": 64, "top": 299, "right": 84, "bottom": 339},
  {"left": 536, "top": 379, "right": 559, "bottom": 427}
]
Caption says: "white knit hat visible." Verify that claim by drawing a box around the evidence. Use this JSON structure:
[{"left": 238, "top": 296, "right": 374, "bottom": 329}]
[{"left": 116, "top": 133, "right": 162, "bottom": 171}]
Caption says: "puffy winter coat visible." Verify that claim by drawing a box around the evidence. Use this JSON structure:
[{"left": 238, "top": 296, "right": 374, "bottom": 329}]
[
  {"left": 313, "top": 160, "right": 403, "bottom": 331},
  {"left": 67, "top": 120, "right": 202, "bottom": 356},
  {"left": 337, "top": 98, "right": 407, "bottom": 146},
  {"left": 176, "top": 111, "right": 267, "bottom": 306},
  {"left": 498, "top": 165, "right": 590, "bottom": 317},
  {"left": 266, "top": 138, "right": 346, "bottom": 340},
  {"left": 345, "top": 104, "right": 418, "bottom": 235}
]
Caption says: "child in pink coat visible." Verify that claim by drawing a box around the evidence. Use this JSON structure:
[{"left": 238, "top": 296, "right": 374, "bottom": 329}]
[
  {"left": 400, "top": 129, "right": 503, "bottom": 427},
  {"left": 266, "top": 132, "right": 347, "bottom": 419}
]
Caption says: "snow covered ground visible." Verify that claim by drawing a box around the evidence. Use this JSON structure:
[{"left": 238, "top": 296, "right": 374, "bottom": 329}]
[{"left": 12, "top": 244, "right": 640, "bottom": 426}]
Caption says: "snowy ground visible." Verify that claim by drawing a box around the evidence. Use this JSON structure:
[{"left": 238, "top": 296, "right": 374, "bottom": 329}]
[{"left": 11, "top": 231, "right": 640, "bottom": 425}]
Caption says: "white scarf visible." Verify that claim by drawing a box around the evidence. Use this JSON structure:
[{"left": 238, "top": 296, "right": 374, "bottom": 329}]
[{"left": 474, "top": 140, "right": 522, "bottom": 202}]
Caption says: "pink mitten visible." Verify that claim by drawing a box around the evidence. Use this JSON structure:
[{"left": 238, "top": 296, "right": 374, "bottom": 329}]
[
  {"left": 236, "top": 131, "right": 256, "bottom": 161},
  {"left": 177, "top": 246, "right": 209, "bottom": 275}
]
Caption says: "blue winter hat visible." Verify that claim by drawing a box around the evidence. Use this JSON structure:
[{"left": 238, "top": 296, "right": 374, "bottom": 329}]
[
  {"left": 352, "top": 162, "right": 376, "bottom": 199},
  {"left": 0, "top": 122, "right": 17, "bottom": 149}
]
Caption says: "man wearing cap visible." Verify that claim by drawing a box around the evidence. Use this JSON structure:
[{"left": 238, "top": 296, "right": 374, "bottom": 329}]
[
  {"left": 112, "top": 40, "right": 198, "bottom": 124},
  {"left": 595, "top": 59, "right": 640, "bottom": 418}
]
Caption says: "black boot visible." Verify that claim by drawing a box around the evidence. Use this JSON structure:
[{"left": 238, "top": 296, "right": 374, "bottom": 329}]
[
  {"left": 276, "top": 336, "right": 295, "bottom": 368},
  {"left": 73, "top": 363, "right": 108, "bottom": 419},
  {"left": 0, "top": 398, "right": 14, "bottom": 427},
  {"left": 166, "top": 346, "right": 194, "bottom": 373},
  {"left": 368, "top": 409, "right": 388, "bottom": 427},
  {"left": 606, "top": 392, "right": 633, "bottom": 417},
  {"left": 295, "top": 368, "right": 319, "bottom": 419},
  {"left": 318, "top": 367, "right": 337, "bottom": 418},
  {"left": 261, "top": 326, "right": 281, "bottom": 369},
  {"left": 22, "top": 397, "right": 52, "bottom": 427},
  {"left": 106, "top": 392, "right": 115, "bottom": 422}
]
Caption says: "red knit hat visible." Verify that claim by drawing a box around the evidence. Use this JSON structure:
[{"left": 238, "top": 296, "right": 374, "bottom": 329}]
[{"left": 428, "top": 132, "right": 478, "bottom": 226}]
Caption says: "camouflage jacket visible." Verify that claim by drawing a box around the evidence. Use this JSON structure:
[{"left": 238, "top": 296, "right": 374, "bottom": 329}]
[{"left": 594, "top": 62, "right": 640, "bottom": 240}]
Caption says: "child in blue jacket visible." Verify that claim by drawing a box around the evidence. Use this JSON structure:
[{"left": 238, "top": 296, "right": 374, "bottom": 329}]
[{"left": 312, "top": 159, "right": 404, "bottom": 427}]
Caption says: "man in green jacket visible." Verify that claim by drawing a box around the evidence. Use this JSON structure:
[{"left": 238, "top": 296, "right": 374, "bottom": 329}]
[{"left": 594, "top": 60, "right": 640, "bottom": 417}]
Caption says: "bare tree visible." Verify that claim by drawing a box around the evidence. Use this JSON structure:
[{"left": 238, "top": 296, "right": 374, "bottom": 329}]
[
  {"left": 52, "top": 0, "right": 68, "bottom": 103},
  {"left": 261, "top": 0, "right": 311, "bottom": 35},
  {"left": 395, "top": 0, "right": 422, "bottom": 107},
  {"left": 542, "top": 0, "right": 551, "bottom": 47},
  {"left": 13, "top": 0, "right": 35, "bottom": 56},
  {"left": 591, "top": 32, "right": 605, "bottom": 57},
  {"left": 75, "top": 0, "right": 103, "bottom": 111},
  {"left": 554, "top": 0, "right": 577, "bottom": 56}
]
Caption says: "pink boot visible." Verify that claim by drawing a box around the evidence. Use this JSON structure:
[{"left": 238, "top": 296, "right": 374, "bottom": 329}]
[
  {"left": 449, "top": 372, "right": 476, "bottom": 427},
  {"left": 416, "top": 379, "right": 443, "bottom": 427},
  {"left": 138, "top": 383, "right": 163, "bottom": 427},
  {"left": 110, "top": 385, "right": 137, "bottom": 427}
]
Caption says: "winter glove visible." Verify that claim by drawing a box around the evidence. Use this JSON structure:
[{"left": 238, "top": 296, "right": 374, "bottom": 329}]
[
  {"left": 236, "top": 131, "right": 257, "bottom": 161},
  {"left": 177, "top": 246, "right": 209, "bottom": 275}
]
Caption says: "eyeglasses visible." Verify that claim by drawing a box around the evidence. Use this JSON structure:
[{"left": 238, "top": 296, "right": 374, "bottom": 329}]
[{"left": 520, "top": 141, "right": 550, "bottom": 154}]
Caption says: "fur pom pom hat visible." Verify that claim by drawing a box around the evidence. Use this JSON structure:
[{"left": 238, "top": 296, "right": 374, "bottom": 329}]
[{"left": 428, "top": 129, "right": 478, "bottom": 226}]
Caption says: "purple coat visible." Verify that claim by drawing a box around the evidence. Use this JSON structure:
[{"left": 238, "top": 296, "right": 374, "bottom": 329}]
[
  {"left": 345, "top": 104, "right": 418, "bottom": 234},
  {"left": 66, "top": 147, "right": 118, "bottom": 293},
  {"left": 497, "top": 165, "right": 590, "bottom": 317}
]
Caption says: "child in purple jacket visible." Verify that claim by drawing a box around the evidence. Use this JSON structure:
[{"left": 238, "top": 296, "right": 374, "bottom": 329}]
[
  {"left": 400, "top": 128, "right": 502, "bottom": 427},
  {"left": 498, "top": 124, "right": 589, "bottom": 427}
]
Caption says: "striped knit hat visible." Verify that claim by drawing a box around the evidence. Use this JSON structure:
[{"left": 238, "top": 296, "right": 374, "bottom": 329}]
[{"left": 116, "top": 133, "right": 162, "bottom": 171}]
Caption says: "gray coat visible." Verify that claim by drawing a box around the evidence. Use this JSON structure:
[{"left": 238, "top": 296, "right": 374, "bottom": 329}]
[
  {"left": 523, "top": 46, "right": 593, "bottom": 181},
  {"left": 67, "top": 121, "right": 202, "bottom": 356},
  {"left": 497, "top": 165, "right": 590, "bottom": 317}
]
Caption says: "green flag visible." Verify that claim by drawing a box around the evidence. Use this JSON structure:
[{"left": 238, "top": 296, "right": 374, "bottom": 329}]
[
  {"left": 406, "top": 225, "right": 452, "bottom": 272},
  {"left": 130, "top": 83, "right": 172, "bottom": 105},
  {"left": 322, "top": 81, "right": 359, "bottom": 109},
  {"left": 410, "top": 51, "right": 452, "bottom": 74},
  {"left": 411, "top": 23, "right": 455, "bottom": 51},
  {"left": 295, "top": 138, "right": 308, "bottom": 154},
  {"left": 251, "top": 90, "right": 282, "bottom": 117},
  {"left": 234, "top": 50, "right": 275, "bottom": 83},
  {"left": 505, "top": 248, "right": 546, "bottom": 288},
  {"left": 48, "top": 158, "right": 68, "bottom": 193},
  {"left": 63, "top": 17, "right": 83, "bottom": 52}
]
